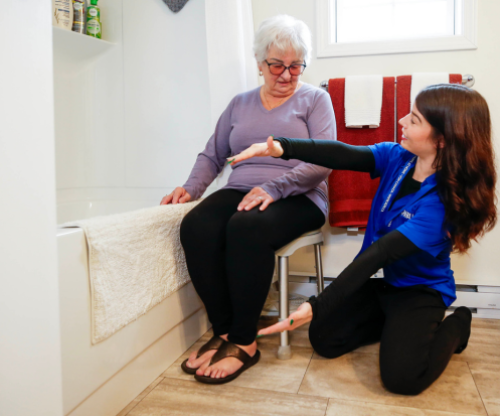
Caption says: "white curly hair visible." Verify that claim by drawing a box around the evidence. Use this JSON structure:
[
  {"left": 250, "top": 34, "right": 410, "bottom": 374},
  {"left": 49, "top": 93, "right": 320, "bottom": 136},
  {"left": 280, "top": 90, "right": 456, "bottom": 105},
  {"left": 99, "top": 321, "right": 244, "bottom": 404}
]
[{"left": 253, "top": 15, "right": 312, "bottom": 65}]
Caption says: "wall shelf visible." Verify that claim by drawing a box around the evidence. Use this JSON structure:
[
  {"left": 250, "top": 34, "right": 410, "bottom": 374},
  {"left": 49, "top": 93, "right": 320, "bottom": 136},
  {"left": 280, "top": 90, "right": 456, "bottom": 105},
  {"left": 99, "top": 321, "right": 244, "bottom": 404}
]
[{"left": 52, "top": 26, "right": 114, "bottom": 63}]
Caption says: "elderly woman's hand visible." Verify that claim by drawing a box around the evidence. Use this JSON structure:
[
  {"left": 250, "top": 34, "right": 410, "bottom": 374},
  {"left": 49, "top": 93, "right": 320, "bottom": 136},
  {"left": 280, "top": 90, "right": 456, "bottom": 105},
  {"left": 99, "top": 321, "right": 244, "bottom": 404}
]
[
  {"left": 160, "top": 187, "right": 192, "bottom": 205},
  {"left": 238, "top": 187, "right": 274, "bottom": 211},
  {"left": 229, "top": 136, "right": 284, "bottom": 166}
]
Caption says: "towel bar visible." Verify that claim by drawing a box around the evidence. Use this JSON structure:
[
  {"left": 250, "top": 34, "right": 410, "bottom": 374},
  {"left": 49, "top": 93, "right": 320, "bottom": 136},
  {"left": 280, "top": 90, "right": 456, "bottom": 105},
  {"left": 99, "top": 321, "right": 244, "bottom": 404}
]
[{"left": 320, "top": 74, "right": 475, "bottom": 92}]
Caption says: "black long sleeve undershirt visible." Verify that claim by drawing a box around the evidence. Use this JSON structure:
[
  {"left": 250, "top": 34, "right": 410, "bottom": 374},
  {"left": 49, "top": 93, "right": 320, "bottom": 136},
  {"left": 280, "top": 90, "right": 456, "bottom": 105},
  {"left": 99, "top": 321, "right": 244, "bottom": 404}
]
[
  {"left": 309, "top": 230, "right": 421, "bottom": 321},
  {"left": 272, "top": 138, "right": 424, "bottom": 320},
  {"left": 275, "top": 137, "right": 376, "bottom": 172}
]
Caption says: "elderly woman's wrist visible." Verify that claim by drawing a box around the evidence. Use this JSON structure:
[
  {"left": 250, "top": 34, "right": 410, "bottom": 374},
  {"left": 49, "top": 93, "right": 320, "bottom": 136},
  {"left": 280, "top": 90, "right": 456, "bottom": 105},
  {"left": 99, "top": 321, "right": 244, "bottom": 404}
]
[
  {"left": 181, "top": 185, "right": 197, "bottom": 200},
  {"left": 259, "top": 184, "right": 281, "bottom": 201}
]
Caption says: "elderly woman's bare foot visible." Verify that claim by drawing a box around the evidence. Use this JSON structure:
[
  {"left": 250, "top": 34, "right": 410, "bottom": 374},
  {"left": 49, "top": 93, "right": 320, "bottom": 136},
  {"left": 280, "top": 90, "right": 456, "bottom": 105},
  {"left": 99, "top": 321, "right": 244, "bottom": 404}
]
[
  {"left": 185, "top": 334, "right": 228, "bottom": 370},
  {"left": 196, "top": 340, "right": 258, "bottom": 379}
]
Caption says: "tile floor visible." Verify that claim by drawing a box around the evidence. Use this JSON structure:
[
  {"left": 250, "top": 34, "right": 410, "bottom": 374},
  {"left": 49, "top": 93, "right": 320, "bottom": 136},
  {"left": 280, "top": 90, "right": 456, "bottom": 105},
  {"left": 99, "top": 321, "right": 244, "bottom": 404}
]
[{"left": 117, "top": 316, "right": 500, "bottom": 416}]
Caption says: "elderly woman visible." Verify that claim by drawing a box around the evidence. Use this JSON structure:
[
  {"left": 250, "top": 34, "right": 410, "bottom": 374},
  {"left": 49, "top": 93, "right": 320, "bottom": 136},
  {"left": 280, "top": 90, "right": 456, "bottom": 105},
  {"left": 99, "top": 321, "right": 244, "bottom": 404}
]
[{"left": 160, "top": 15, "right": 336, "bottom": 384}]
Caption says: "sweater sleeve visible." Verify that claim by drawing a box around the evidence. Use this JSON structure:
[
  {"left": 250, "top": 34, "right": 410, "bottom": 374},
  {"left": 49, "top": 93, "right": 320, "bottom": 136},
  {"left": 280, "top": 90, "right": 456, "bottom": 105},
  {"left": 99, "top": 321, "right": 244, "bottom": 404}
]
[
  {"left": 308, "top": 230, "right": 421, "bottom": 321},
  {"left": 259, "top": 91, "right": 337, "bottom": 201},
  {"left": 275, "top": 137, "right": 376, "bottom": 173},
  {"left": 182, "top": 100, "right": 234, "bottom": 200}
]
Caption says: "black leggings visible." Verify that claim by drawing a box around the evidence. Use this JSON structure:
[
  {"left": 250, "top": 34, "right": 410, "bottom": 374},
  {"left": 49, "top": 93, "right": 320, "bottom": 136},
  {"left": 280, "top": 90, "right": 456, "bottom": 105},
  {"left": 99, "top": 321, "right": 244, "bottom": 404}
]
[
  {"left": 309, "top": 279, "right": 471, "bottom": 395},
  {"left": 180, "top": 189, "right": 325, "bottom": 346}
]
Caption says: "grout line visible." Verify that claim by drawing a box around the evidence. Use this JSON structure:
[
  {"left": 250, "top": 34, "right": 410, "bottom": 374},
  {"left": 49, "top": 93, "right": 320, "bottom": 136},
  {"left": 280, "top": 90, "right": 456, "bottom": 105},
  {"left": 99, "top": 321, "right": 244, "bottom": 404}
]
[
  {"left": 165, "top": 377, "right": 332, "bottom": 403},
  {"left": 467, "top": 361, "right": 490, "bottom": 416},
  {"left": 323, "top": 396, "right": 483, "bottom": 416},
  {"left": 296, "top": 347, "right": 315, "bottom": 395},
  {"left": 120, "top": 376, "right": 166, "bottom": 416}
]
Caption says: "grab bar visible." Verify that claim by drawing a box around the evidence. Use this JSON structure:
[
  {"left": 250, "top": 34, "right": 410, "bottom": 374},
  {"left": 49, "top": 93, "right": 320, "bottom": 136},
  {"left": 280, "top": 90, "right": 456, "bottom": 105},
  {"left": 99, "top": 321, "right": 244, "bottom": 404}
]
[{"left": 320, "top": 74, "right": 475, "bottom": 92}]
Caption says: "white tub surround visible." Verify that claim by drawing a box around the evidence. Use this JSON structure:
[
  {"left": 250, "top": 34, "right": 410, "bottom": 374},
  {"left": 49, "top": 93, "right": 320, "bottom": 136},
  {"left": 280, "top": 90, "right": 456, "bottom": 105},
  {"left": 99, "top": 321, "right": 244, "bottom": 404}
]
[
  {"left": 62, "top": 202, "right": 200, "bottom": 343},
  {"left": 58, "top": 227, "right": 209, "bottom": 416}
]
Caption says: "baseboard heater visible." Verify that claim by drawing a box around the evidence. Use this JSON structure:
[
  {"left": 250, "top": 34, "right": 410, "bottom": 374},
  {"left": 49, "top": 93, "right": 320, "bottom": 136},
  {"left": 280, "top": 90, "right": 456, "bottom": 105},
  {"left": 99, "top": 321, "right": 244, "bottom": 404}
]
[
  {"left": 452, "top": 284, "right": 500, "bottom": 319},
  {"left": 285, "top": 272, "right": 500, "bottom": 319}
]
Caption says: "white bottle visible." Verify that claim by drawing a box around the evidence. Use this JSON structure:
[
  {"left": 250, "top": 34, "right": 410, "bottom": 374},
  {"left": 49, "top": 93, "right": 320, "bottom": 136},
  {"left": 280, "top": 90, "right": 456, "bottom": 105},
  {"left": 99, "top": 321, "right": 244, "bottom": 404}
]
[{"left": 53, "top": 0, "right": 74, "bottom": 31}]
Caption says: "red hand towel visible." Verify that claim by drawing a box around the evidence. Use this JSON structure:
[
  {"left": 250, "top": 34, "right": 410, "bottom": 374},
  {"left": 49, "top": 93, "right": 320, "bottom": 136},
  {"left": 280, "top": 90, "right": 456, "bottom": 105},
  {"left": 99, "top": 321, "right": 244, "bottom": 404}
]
[
  {"left": 328, "top": 77, "right": 395, "bottom": 228},
  {"left": 396, "top": 74, "right": 462, "bottom": 143}
]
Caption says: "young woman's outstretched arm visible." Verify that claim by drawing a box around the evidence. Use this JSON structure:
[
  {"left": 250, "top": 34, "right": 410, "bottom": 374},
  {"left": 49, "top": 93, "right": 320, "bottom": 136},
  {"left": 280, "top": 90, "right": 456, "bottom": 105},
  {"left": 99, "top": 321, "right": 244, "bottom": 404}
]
[
  {"left": 275, "top": 137, "right": 375, "bottom": 172},
  {"left": 229, "top": 136, "right": 375, "bottom": 172}
]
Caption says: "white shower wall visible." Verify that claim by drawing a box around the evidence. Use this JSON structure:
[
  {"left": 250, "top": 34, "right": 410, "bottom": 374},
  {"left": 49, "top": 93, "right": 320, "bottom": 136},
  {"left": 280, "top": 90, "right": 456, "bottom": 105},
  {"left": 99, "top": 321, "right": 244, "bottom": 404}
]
[{"left": 55, "top": 0, "right": 214, "bottom": 223}]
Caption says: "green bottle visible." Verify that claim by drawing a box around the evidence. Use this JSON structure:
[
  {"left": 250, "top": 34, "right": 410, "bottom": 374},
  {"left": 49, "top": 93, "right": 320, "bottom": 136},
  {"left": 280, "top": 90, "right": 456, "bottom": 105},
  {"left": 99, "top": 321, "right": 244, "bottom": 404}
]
[{"left": 86, "top": 0, "right": 102, "bottom": 39}]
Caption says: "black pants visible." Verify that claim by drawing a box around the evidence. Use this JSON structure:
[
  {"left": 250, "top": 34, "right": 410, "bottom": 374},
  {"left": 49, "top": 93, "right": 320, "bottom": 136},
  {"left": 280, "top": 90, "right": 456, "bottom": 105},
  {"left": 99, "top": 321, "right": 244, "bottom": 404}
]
[
  {"left": 309, "top": 279, "right": 471, "bottom": 395},
  {"left": 180, "top": 189, "right": 325, "bottom": 345}
]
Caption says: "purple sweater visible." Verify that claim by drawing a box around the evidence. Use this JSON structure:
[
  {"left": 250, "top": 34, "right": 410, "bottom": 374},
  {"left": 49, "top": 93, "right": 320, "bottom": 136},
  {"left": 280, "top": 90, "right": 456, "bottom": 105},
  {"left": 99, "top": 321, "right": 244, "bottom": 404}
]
[{"left": 183, "top": 83, "right": 337, "bottom": 216}]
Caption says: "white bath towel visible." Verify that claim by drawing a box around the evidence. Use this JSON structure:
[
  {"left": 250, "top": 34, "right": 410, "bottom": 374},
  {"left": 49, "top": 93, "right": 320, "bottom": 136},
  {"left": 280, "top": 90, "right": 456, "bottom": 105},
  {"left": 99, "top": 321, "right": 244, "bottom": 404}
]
[
  {"left": 410, "top": 72, "right": 449, "bottom": 104},
  {"left": 345, "top": 75, "right": 384, "bottom": 128},
  {"left": 63, "top": 202, "right": 200, "bottom": 344}
]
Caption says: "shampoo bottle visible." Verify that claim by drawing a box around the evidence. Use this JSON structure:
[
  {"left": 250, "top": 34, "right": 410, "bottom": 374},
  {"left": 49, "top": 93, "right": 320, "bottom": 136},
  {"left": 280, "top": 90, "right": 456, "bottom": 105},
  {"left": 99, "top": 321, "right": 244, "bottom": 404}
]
[
  {"left": 53, "top": 0, "right": 74, "bottom": 31},
  {"left": 86, "top": 0, "right": 102, "bottom": 39},
  {"left": 72, "top": 0, "right": 87, "bottom": 34}
]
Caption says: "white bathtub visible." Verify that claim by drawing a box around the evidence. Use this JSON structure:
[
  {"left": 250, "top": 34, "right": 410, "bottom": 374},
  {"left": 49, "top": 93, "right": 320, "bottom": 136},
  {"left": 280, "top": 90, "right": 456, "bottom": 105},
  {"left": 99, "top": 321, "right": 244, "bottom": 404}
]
[{"left": 57, "top": 204, "right": 209, "bottom": 416}]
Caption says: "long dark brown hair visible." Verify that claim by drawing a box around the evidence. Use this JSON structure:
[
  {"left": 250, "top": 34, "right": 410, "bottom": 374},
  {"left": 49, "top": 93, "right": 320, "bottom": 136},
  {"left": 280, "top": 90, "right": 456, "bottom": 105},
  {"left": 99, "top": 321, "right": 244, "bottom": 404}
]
[{"left": 415, "top": 84, "right": 497, "bottom": 253}]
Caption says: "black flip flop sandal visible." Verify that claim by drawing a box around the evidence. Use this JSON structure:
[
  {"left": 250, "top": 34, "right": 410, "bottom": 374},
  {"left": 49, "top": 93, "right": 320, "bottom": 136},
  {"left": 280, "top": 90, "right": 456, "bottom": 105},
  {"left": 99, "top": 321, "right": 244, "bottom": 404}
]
[
  {"left": 194, "top": 340, "right": 261, "bottom": 385},
  {"left": 181, "top": 335, "right": 225, "bottom": 375}
]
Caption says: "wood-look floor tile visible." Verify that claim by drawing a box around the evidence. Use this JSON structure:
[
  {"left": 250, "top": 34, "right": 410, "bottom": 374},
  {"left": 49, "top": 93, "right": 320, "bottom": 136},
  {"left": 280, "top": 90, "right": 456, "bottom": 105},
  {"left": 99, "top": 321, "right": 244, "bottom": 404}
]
[
  {"left": 326, "top": 398, "right": 484, "bottom": 416},
  {"left": 228, "top": 344, "right": 313, "bottom": 393},
  {"left": 163, "top": 341, "right": 314, "bottom": 394},
  {"left": 127, "top": 378, "right": 328, "bottom": 416},
  {"left": 298, "top": 352, "right": 486, "bottom": 415},
  {"left": 469, "top": 363, "right": 500, "bottom": 416},
  {"left": 116, "top": 376, "right": 164, "bottom": 416},
  {"left": 451, "top": 318, "right": 500, "bottom": 365},
  {"left": 482, "top": 402, "right": 500, "bottom": 416}
]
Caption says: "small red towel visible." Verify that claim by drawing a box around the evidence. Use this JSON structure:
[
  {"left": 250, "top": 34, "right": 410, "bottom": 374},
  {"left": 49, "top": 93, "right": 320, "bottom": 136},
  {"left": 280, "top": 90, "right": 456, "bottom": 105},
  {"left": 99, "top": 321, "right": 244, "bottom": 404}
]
[
  {"left": 396, "top": 74, "right": 462, "bottom": 143},
  {"left": 328, "top": 77, "right": 395, "bottom": 228}
]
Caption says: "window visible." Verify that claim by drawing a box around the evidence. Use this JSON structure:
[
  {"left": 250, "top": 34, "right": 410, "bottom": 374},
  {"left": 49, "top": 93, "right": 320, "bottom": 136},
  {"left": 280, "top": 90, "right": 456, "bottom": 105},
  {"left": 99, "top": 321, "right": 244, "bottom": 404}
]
[{"left": 316, "top": 0, "right": 477, "bottom": 57}]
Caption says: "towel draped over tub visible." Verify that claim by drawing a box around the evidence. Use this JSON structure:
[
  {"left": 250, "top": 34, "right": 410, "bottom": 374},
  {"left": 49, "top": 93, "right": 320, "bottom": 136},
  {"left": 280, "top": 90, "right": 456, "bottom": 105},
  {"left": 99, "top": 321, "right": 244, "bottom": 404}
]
[{"left": 63, "top": 202, "right": 200, "bottom": 344}]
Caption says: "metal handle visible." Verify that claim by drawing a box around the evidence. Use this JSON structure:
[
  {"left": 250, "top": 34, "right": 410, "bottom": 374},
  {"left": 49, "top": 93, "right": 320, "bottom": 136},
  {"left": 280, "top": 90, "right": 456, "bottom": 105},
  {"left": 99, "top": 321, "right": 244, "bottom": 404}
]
[{"left": 320, "top": 74, "right": 475, "bottom": 91}]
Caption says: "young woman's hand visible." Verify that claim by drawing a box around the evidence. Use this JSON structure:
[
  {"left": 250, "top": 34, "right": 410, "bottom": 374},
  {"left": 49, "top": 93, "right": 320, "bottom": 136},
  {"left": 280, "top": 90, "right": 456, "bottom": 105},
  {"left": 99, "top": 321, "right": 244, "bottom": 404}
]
[
  {"left": 160, "top": 187, "right": 192, "bottom": 205},
  {"left": 228, "top": 136, "right": 284, "bottom": 165},
  {"left": 257, "top": 301, "right": 313, "bottom": 336},
  {"left": 237, "top": 187, "right": 274, "bottom": 211}
]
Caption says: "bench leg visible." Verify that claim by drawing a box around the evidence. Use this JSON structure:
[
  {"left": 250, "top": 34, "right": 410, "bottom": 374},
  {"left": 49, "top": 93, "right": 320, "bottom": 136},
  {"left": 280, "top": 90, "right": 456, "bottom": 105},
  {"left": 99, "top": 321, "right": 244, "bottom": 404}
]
[
  {"left": 314, "top": 243, "right": 324, "bottom": 294},
  {"left": 277, "top": 255, "right": 292, "bottom": 360}
]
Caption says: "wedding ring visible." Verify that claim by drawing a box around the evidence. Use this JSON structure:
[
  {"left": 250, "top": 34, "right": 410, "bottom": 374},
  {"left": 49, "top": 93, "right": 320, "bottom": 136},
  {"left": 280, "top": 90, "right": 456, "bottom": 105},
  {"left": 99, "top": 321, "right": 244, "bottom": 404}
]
[{"left": 257, "top": 196, "right": 264, "bottom": 200}]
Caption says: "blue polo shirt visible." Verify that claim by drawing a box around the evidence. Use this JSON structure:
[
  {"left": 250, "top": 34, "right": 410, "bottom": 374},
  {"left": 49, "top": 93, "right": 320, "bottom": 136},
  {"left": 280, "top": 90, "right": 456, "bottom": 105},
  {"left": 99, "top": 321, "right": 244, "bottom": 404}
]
[{"left": 360, "top": 142, "right": 456, "bottom": 306}]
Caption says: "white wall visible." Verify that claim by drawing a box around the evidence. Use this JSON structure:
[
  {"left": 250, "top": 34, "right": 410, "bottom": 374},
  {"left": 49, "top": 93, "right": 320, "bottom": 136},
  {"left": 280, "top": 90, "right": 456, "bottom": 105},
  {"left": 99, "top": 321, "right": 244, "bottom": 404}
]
[
  {"left": 0, "top": 1, "right": 63, "bottom": 415},
  {"left": 123, "top": 0, "right": 213, "bottom": 192},
  {"left": 252, "top": 0, "right": 500, "bottom": 284}
]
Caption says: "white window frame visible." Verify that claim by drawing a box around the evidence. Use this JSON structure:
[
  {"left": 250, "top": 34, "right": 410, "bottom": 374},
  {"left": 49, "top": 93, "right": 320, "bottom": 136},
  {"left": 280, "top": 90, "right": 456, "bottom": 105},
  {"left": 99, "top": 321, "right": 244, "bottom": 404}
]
[{"left": 316, "top": 0, "right": 477, "bottom": 58}]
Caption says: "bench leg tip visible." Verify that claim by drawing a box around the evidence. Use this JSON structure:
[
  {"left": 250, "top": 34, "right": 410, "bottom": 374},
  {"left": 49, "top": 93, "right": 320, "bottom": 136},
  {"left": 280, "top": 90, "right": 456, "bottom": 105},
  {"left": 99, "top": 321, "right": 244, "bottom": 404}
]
[{"left": 277, "top": 345, "right": 292, "bottom": 360}]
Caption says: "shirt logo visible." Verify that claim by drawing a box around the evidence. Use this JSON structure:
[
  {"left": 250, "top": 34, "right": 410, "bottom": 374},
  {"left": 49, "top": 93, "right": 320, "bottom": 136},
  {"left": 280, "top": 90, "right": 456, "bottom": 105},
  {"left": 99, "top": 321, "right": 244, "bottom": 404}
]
[{"left": 401, "top": 210, "right": 414, "bottom": 220}]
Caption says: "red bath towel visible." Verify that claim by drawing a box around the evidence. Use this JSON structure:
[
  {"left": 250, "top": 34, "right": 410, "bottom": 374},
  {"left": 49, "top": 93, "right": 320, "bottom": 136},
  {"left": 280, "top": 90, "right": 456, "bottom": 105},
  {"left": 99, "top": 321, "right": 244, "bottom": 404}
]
[
  {"left": 396, "top": 74, "right": 462, "bottom": 142},
  {"left": 328, "top": 77, "right": 395, "bottom": 228}
]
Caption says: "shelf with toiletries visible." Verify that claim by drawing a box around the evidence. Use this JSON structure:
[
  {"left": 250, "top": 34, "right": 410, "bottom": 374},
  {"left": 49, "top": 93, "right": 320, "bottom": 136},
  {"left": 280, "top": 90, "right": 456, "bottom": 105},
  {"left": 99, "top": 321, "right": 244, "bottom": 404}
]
[
  {"left": 53, "top": 0, "right": 111, "bottom": 63},
  {"left": 52, "top": 26, "right": 113, "bottom": 63}
]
